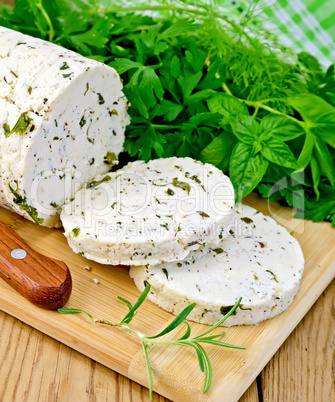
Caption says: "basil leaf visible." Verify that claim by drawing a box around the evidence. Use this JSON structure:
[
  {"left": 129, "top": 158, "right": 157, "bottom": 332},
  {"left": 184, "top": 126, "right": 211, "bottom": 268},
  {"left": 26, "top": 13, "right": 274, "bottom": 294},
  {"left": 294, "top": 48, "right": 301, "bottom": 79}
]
[
  {"left": 260, "top": 114, "right": 305, "bottom": 141},
  {"left": 313, "top": 134, "right": 335, "bottom": 186},
  {"left": 229, "top": 142, "right": 269, "bottom": 200},
  {"left": 230, "top": 115, "right": 260, "bottom": 144},
  {"left": 261, "top": 138, "right": 299, "bottom": 169},
  {"left": 297, "top": 128, "right": 315, "bottom": 170},
  {"left": 288, "top": 94, "right": 334, "bottom": 122},
  {"left": 207, "top": 93, "right": 249, "bottom": 117},
  {"left": 310, "top": 155, "right": 321, "bottom": 199},
  {"left": 312, "top": 111, "right": 335, "bottom": 148},
  {"left": 200, "top": 130, "right": 238, "bottom": 173}
]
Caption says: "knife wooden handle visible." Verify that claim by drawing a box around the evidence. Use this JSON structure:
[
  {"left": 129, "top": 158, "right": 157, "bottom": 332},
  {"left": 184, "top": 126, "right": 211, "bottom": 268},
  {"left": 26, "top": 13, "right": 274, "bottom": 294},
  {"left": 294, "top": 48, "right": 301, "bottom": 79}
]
[{"left": 0, "top": 221, "right": 72, "bottom": 310}]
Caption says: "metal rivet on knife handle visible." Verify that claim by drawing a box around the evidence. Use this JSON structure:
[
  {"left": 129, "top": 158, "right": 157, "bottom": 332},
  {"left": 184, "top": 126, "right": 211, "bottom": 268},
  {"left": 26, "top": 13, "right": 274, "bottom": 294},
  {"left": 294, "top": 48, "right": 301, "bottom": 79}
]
[{"left": 0, "top": 221, "right": 72, "bottom": 309}]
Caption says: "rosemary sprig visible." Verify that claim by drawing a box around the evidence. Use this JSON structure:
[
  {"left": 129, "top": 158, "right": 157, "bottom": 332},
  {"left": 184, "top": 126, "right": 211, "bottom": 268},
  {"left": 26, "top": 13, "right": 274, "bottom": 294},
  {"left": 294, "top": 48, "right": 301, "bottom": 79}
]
[{"left": 58, "top": 284, "right": 245, "bottom": 399}]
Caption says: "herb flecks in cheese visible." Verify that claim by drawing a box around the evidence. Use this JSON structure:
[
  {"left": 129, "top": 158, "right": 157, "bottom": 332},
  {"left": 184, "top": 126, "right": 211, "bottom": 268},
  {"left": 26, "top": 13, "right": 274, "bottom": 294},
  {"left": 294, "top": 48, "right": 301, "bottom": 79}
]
[
  {"left": 61, "top": 157, "right": 235, "bottom": 266},
  {"left": 5, "top": 112, "right": 33, "bottom": 137},
  {"left": 0, "top": 26, "right": 129, "bottom": 227},
  {"left": 104, "top": 151, "right": 117, "bottom": 165},
  {"left": 97, "top": 93, "right": 105, "bottom": 104},
  {"left": 172, "top": 178, "right": 191, "bottom": 194},
  {"left": 72, "top": 227, "right": 80, "bottom": 237},
  {"left": 130, "top": 204, "right": 304, "bottom": 327},
  {"left": 59, "top": 61, "right": 70, "bottom": 70},
  {"left": 8, "top": 181, "right": 44, "bottom": 225},
  {"left": 86, "top": 175, "right": 112, "bottom": 189}
]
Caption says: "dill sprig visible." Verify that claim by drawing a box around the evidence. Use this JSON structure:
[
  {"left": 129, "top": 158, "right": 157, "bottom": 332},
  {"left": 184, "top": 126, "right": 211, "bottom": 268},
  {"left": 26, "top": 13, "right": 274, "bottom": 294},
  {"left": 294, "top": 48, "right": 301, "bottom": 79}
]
[
  {"left": 1, "top": 0, "right": 334, "bottom": 223},
  {"left": 58, "top": 284, "right": 245, "bottom": 399}
]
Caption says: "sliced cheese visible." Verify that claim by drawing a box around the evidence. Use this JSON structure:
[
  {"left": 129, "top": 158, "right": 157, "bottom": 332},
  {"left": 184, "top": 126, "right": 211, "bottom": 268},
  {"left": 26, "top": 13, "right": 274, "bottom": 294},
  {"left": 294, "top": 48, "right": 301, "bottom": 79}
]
[
  {"left": 0, "top": 27, "right": 129, "bottom": 227},
  {"left": 130, "top": 204, "right": 305, "bottom": 326},
  {"left": 60, "top": 157, "right": 235, "bottom": 265}
]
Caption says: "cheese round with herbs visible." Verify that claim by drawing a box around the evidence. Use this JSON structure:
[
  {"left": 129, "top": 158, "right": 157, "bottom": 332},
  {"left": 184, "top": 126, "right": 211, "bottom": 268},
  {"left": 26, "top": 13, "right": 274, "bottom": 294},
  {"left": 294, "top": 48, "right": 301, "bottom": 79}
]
[
  {"left": 0, "top": 27, "right": 129, "bottom": 227},
  {"left": 60, "top": 157, "right": 235, "bottom": 265},
  {"left": 129, "top": 204, "right": 305, "bottom": 326}
]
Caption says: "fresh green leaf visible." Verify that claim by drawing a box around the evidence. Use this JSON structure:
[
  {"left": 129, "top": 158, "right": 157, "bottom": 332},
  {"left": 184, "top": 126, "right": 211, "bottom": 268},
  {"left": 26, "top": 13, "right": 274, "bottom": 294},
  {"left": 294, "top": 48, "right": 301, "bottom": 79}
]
[
  {"left": 120, "top": 284, "right": 151, "bottom": 324},
  {"left": 310, "top": 155, "right": 321, "bottom": 199},
  {"left": 58, "top": 283, "right": 244, "bottom": 400},
  {"left": 117, "top": 296, "right": 133, "bottom": 312},
  {"left": 312, "top": 111, "right": 335, "bottom": 148},
  {"left": 297, "top": 128, "right": 315, "bottom": 170},
  {"left": 194, "top": 298, "right": 242, "bottom": 338},
  {"left": 313, "top": 134, "right": 335, "bottom": 186},
  {"left": 178, "top": 70, "right": 203, "bottom": 100},
  {"left": 260, "top": 114, "right": 305, "bottom": 141},
  {"left": 110, "top": 58, "right": 143, "bottom": 75},
  {"left": 142, "top": 342, "right": 153, "bottom": 400},
  {"left": 207, "top": 93, "right": 249, "bottom": 118},
  {"left": 156, "top": 99, "right": 184, "bottom": 121},
  {"left": 200, "top": 130, "right": 238, "bottom": 173},
  {"left": 157, "top": 19, "right": 201, "bottom": 42},
  {"left": 196, "top": 339, "right": 246, "bottom": 349},
  {"left": 261, "top": 139, "right": 299, "bottom": 169},
  {"left": 147, "top": 303, "right": 196, "bottom": 339},
  {"left": 2, "top": 0, "right": 335, "bottom": 228},
  {"left": 57, "top": 308, "right": 94, "bottom": 321},
  {"left": 195, "top": 343, "right": 212, "bottom": 393},
  {"left": 230, "top": 115, "right": 260, "bottom": 144},
  {"left": 140, "top": 67, "right": 164, "bottom": 107},
  {"left": 177, "top": 321, "right": 192, "bottom": 340},
  {"left": 229, "top": 142, "right": 269, "bottom": 200},
  {"left": 288, "top": 94, "right": 334, "bottom": 122}
]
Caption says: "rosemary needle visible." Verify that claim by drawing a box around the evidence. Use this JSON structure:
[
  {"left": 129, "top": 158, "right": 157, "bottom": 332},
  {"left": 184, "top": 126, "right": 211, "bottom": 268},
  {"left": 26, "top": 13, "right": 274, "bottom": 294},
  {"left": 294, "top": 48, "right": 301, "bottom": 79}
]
[{"left": 58, "top": 284, "right": 245, "bottom": 399}]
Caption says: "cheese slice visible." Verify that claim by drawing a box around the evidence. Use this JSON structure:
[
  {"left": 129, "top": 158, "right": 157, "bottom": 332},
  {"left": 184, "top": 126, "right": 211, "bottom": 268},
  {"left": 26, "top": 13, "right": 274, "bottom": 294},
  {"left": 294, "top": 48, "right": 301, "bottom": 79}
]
[
  {"left": 130, "top": 204, "right": 305, "bottom": 326},
  {"left": 0, "top": 27, "right": 129, "bottom": 227},
  {"left": 60, "top": 157, "right": 235, "bottom": 265}
]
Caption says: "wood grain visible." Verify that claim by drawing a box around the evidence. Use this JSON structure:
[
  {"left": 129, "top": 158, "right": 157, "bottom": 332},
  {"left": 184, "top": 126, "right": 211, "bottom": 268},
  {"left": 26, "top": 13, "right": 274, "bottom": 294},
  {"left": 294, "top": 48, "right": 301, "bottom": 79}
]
[
  {"left": 0, "top": 310, "right": 168, "bottom": 402},
  {"left": 261, "top": 279, "right": 335, "bottom": 402},
  {"left": 0, "top": 221, "right": 72, "bottom": 310},
  {"left": 0, "top": 282, "right": 333, "bottom": 401},
  {"left": 0, "top": 193, "right": 334, "bottom": 401}
]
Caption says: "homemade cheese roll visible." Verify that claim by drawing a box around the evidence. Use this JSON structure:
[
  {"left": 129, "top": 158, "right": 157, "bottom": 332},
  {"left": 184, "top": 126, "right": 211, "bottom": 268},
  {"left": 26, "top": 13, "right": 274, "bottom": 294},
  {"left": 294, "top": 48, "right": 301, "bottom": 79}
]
[
  {"left": 0, "top": 27, "right": 129, "bottom": 227},
  {"left": 61, "top": 157, "right": 235, "bottom": 266},
  {"left": 130, "top": 204, "right": 305, "bottom": 326}
]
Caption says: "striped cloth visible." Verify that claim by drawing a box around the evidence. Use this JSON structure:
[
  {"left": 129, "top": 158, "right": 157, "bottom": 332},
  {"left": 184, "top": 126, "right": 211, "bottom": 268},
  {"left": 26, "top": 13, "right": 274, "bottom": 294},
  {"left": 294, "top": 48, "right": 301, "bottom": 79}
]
[
  {"left": 222, "top": 0, "right": 335, "bottom": 66},
  {"left": 261, "top": 0, "right": 335, "bottom": 66}
]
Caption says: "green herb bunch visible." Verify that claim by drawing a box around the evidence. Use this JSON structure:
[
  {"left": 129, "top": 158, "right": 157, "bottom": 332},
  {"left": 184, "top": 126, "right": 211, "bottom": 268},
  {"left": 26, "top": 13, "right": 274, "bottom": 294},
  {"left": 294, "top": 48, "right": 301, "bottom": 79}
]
[
  {"left": 1, "top": 0, "right": 334, "bottom": 225},
  {"left": 58, "top": 284, "right": 244, "bottom": 399}
]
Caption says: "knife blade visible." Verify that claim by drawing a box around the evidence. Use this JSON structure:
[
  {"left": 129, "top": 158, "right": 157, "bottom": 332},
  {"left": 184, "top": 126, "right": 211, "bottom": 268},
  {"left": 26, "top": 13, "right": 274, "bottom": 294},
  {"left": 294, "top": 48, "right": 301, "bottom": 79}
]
[{"left": 0, "top": 221, "right": 72, "bottom": 310}]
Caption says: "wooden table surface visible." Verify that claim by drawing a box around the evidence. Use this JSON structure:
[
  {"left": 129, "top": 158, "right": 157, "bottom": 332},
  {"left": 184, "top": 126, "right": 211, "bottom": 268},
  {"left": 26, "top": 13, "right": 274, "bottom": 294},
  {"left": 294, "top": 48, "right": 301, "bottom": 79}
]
[{"left": 1, "top": 278, "right": 334, "bottom": 402}]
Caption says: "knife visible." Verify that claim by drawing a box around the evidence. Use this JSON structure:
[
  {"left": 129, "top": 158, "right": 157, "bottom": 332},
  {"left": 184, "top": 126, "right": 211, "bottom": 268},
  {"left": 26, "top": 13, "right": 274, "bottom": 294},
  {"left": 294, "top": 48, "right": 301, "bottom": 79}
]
[{"left": 0, "top": 221, "right": 72, "bottom": 310}]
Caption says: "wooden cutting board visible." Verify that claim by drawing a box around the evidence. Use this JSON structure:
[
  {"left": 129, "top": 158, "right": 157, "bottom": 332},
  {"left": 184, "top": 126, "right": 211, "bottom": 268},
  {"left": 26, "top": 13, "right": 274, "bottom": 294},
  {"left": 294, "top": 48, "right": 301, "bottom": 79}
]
[{"left": 0, "top": 192, "right": 334, "bottom": 402}]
